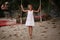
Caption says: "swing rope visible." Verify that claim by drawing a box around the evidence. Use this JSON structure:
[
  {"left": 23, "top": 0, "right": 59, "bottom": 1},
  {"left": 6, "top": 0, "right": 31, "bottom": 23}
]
[
  {"left": 21, "top": 0, "right": 22, "bottom": 24},
  {"left": 40, "top": 0, "right": 42, "bottom": 22},
  {"left": 21, "top": 0, "right": 42, "bottom": 23}
]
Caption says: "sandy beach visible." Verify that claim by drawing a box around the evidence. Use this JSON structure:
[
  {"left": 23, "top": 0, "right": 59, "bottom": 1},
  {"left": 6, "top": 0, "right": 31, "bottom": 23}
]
[{"left": 0, "top": 19, "right": 60, "bottom": 40}]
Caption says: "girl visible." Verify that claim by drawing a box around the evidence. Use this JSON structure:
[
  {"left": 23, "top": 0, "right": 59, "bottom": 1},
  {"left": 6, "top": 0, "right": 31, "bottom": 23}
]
[{"left": 21, "top": 4, "right": 40, "bottom": 39}]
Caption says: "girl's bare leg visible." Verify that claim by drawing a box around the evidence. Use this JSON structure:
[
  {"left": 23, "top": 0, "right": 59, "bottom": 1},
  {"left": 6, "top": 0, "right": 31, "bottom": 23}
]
[{"left": 28, "top": 26, "right": 33, "bottom": 39}]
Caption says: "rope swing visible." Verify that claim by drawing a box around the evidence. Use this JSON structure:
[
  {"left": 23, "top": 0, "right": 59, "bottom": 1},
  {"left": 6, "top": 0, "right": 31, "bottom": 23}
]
[
  {"left": 40, "top": 0, "right": 42, "bottom": 22},
  {"left": 20, "top": 0, "right": 42, "bottom": 23},
  {"left": 21, "top": 0, "right": 22, "bottom": 24}
]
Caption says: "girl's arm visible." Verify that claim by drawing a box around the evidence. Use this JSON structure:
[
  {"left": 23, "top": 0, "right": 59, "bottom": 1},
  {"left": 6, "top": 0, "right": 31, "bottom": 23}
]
[
  {"left": 33, "top": 6, "right": 40, "bottom": 12},
  {"left": 21, "top": 5, "right": 28, "bottom": 12}
]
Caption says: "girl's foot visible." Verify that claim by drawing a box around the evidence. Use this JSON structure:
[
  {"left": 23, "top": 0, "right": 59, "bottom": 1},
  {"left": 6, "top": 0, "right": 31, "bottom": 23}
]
[
  {"left": 30, "top": 36, "right": 32, "bottom": 39},
  {"left": 30, "top": 34, "right": 32, "bottom": 39}
]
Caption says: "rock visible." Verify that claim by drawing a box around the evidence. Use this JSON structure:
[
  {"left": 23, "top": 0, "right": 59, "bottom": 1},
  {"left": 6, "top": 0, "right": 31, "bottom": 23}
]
[
  {"left": 44, "top": 36, "right": 47, "bottom": 38},
  {"left": 41, "top": 34, "right": 44, "bottom": 36},
  {"left": 41, "top": 31, "right": 47, "bottom": 33},
  {"left": 1, "top": 36, "right": 6, "bottom": 39},
  {"left": 40, "top": 25, "right": 45, "bottom": 27},
  {"left": 45, "top": 27, "right": 48, "bottom": 29},
  {"left": 9, "top": 34, "right": 12, "bottom": 37},
  {"left": 14, "top": 33, "right": 19, "bottom": 37},
  {"left": 52, "top": 22, "right": 55, "bottom": 24},
  {"left": 2, "top": 30, "right": 5, "bottom": 32}
]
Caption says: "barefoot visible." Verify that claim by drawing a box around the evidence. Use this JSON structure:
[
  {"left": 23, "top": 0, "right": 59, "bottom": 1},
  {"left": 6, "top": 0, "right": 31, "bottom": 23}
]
[
  {"left": 30, "top": 34, "right": 32, "bottom": 39},
  {"left": 30, "top": 36, "right": 32, "bottom": 39}
]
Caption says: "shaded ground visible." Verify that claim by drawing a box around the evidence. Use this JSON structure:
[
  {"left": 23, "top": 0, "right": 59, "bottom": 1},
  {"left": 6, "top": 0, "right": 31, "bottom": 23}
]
[{"left": 0, "top": 18, "right": 60, "bottom": 40}]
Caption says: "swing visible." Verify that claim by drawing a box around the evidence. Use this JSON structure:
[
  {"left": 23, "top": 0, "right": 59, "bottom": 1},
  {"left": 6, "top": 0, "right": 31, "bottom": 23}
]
[
  {"left": 34, "top": 0, "right": 48, "bottom": 21},
  {"left": 21, "top": 0, "right": 43, "bottom": 22}
]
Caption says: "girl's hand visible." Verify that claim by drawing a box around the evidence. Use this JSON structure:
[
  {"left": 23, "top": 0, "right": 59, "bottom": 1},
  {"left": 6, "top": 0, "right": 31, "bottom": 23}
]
[{"left": 21, "top": 4, "right": 23, "bottom": 8}]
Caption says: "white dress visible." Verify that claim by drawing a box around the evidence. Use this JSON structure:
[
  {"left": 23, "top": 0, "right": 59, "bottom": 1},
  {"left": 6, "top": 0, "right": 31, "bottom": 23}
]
[{"left": 25, "top": 10, "right": 35, "bottom": 26}]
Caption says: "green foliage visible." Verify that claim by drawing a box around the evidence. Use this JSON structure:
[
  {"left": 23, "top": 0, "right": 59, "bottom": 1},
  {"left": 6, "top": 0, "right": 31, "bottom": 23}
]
[{"left": 0, "top": 0, "right": 50, "bottom": 15}]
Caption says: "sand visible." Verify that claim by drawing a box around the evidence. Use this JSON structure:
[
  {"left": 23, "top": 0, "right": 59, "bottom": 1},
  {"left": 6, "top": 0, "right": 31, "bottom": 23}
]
[{"left": 0, "top": 18, "right": 60, "bottom": 40}]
